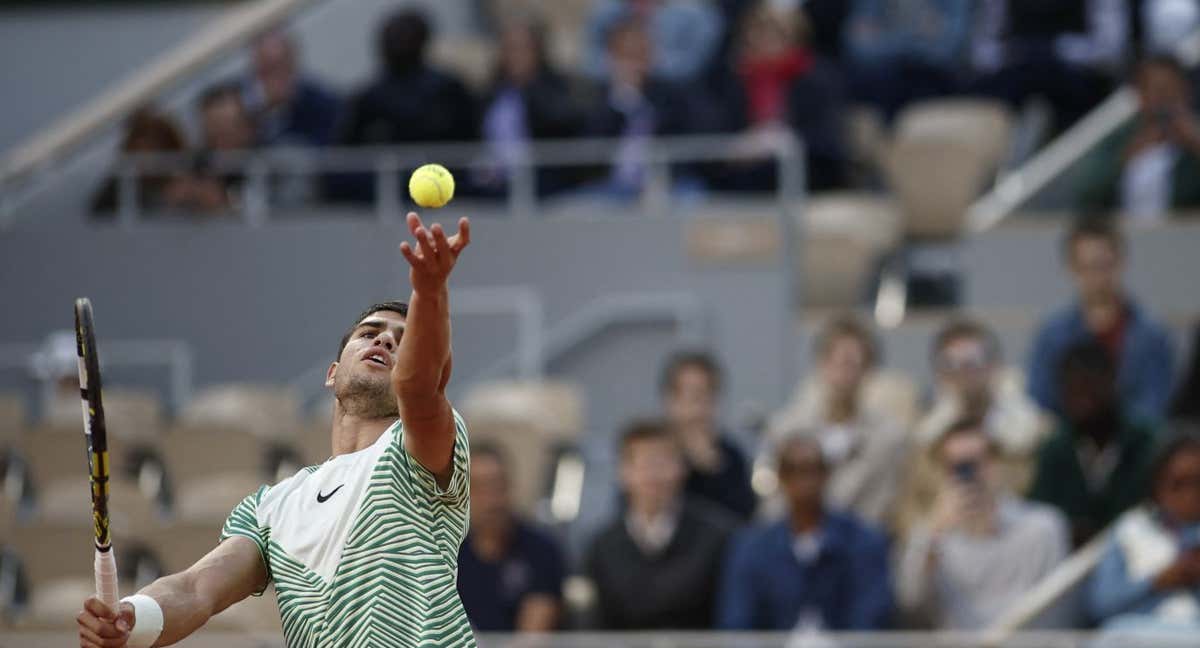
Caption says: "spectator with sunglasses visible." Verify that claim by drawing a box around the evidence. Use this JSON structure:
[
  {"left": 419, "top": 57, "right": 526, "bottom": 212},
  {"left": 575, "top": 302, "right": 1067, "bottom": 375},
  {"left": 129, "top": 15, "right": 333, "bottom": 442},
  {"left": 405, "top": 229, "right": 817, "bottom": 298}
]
[
  {"left": 898, "top": 319, "right": 1049, "bottom": 534},
  {"left": 1088, "top": 433, "right": 1200, "bottom": 637},
  {"left": 896, "top": 420, "right": 1072, "bottom": 630}
]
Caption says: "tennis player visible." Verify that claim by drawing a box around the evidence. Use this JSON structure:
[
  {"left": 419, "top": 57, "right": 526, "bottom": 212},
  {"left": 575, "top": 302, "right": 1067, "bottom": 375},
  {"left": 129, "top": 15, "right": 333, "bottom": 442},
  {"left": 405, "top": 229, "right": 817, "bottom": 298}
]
[{"left": 77, "top": 212, "right": 475, "bottom": 647}]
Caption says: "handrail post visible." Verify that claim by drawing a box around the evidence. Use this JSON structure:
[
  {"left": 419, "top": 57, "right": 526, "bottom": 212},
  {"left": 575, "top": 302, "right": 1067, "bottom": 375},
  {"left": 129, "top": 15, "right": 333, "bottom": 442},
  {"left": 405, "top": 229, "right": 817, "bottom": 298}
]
[
  {"left": 776, "top": 132, "right": 805, "bottom": 404},
  {"left": 244, "top": 155, "right": 270, "bottom": 227},
  {"left": 376, "top": 154, "right": 400, "bottom": 224},
  {"left": 642, "top": 147, "right": 671, "bottom": 218},
  {"left": 509, "top": 156, "right": 536, "bottom": 221}
]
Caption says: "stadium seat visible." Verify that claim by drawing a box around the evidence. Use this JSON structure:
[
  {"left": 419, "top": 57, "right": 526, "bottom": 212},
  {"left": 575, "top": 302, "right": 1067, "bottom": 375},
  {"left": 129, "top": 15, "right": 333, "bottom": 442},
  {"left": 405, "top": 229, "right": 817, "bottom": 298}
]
[
  {"left": 21, "top": 426, "right": 132, "bottom": 488},
  {"left": 180, "top": 384, "right": 303, "bottom": 441},
  {"left": 884, "top": 99, "right": 1013, "bottom": 239},
  {"left": 162, "top": 425, "right": 269, "bottom": 485},
  {"left": 144, "top": 522, "right": 225, "bottom": 574},
  {"left": 801, "top": 193, "right": 904, "bottom": 308},
  {"left": 207, "top": 585, "right": 283, "bottom": 633},
  {"left": 41, "top": 388, "right": 163, "bottom": 442},
  {"left": 174, "top": 472, "right": 268, "bottom": 526},
  {"left": 461, "top": 381, "right": 584, "bottom": 516},
  {"left": 0, "top": 392, "right": 24, "bottom": 441},
  {"left": 32, "top": 476, "right": 163, "bottom": 537}
]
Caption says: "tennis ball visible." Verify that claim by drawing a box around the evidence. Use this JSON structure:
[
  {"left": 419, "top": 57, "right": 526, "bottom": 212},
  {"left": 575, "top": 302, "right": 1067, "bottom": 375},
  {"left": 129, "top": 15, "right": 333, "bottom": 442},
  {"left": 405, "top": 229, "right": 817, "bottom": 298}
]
[{"left": 408, "top": 164, "right": 455, "bottom": 208}]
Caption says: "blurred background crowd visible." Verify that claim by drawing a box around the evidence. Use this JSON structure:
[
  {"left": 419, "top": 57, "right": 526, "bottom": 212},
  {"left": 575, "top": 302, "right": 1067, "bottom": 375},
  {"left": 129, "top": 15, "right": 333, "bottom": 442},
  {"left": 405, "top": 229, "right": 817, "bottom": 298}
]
[{"left": 3, "top": 0, "right": 1200, "bottom": 645}]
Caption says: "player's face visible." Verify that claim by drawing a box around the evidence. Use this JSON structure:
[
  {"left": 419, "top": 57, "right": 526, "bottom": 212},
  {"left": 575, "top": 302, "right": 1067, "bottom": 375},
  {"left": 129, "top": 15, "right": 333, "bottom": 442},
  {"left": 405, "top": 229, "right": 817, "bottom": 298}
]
[
  {"left": 620, "top": 437, "right": 684, "bottom": 512},
  {"left": 664, "top": 365, "right": 717, "bottom": 430},
  {"left": 469, "top": 454, "right": 511, "bottom": 527},
  {"left": 1069, "top": 237, "right": 1123, "bottom": 303},
  {"left": 821, "top": 335, "right": 868, "bottom": 394},
  {"left": 326, "top": 310, "right": 405, "bottom": 417},
  {"left": 1156, "top": 449, "right": 1200, "bottom": 524}
]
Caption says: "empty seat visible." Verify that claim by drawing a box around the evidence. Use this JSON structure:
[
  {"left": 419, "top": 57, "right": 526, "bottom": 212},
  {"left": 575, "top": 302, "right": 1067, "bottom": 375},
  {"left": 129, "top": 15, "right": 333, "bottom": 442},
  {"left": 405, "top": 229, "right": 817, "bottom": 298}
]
[
  {"left": 42, "top": 387, "right": 163, "bottom": 442},
  {"left": 884, "top": 99, "right": 1013, "bottom": 239},
  {"left": 21, "top": 427, "right": 132, "bottom": 489},
  {"left": 144, "top": 521, "right": 225, "bottom": 574},
  {"left": 181, "top": 384, "right": 302, "bottom": 441},
  {"left": 801, "top": 193, "right": 904, "bottom": 308},
  {"left": 461, "top": 381, "right": 584, "bottom": 516},
  {"left": 175, "top": 472, "right": 268, "bottom": 526},
  {"left": 0, "top": 392, "right": 24, "bottom": 441},
  {"left": 32, "top": 476, "right": 163, "bottom": 537},
  {"left": 162, "top": 426, "right": 268, "bottom": 485},
  {"left": 207, "top": 585, "right": 283, "bottom": 633}
]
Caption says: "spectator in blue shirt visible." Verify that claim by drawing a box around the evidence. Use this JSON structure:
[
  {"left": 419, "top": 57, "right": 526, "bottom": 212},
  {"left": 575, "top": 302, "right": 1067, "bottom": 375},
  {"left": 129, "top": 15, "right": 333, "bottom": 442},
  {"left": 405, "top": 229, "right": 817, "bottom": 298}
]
[
  {"left": 718, "top": 435, "right": 893, "bottom": 631},
  {"left": 245, "top": 30, "right": 340, "bottom": 148},
  {"left": 1027, "top": 219, "right": 1175, "bottom": 423},
  {"left": 1088, "top": 433, "right": 1200, "bottom": 636},
  {"left": 457, "top": 442, "right": 565, "bottom": 632}
]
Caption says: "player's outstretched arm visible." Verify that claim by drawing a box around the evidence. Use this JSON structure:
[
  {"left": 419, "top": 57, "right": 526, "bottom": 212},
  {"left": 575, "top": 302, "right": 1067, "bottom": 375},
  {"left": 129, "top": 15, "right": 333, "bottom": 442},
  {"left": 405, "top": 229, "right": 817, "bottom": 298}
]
[
  {"left": 394, "top": 211, "right": 470, "bottom": 485},
  {"left": 77, "top": 536, "right": 267, "bottom": 647}
]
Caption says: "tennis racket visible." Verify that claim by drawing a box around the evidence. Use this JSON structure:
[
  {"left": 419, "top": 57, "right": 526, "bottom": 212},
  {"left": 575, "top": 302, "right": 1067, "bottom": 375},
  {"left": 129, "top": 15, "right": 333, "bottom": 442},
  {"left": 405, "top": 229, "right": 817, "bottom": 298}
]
[{"left": 75, "top": 297, "right": 119, "bottom": 608}]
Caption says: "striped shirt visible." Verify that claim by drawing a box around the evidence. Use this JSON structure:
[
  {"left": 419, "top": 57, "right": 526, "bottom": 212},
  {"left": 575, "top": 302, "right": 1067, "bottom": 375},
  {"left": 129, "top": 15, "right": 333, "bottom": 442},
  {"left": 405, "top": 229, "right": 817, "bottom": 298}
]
[{"left": 221, "top": 413, "right": 474, "bottom": 647}]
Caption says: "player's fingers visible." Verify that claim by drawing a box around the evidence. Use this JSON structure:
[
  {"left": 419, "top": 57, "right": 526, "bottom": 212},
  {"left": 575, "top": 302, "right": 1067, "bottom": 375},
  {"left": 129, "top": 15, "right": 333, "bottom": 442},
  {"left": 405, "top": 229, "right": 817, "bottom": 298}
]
[
  {"left": 78, "top": 623, "right": 127, "bottom": 647},
  {"left": 399, "top": 242, "right": 423, "bottom": 266},
  {"left": 84, "top": 597, "right": 115, "bottom": 621},
  {"left": 430, "top": 223, "right": 449, "bottom": 256},
  {"left": 414, "top": 226, "right": 437, "bottom": 259},
  {"left": 406, "top": 212, "right": 423, "bottom": 237},
  {"left": 115, "top": 604, "right": 135, "bottom": 633},
  {"left": 451, "top": 217, "right": 471, "bottom": 254}
]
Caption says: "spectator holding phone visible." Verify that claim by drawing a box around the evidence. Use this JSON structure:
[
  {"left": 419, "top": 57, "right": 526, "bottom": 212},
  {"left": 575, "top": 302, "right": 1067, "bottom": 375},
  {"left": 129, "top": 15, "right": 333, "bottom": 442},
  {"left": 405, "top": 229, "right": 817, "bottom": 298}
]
[
  {"left": 897, "top": 419, "right": 1072, "bottom": 629},
  {"left": 1088, "top": 433, "right": 1200, "bottom": 636}
]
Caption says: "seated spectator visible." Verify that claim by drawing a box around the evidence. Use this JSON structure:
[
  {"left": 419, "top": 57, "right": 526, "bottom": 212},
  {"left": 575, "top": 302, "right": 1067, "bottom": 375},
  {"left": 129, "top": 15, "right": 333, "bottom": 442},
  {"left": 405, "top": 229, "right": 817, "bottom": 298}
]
[
  {"left": 1171, "top": 325, "right": 1200, "bottom": 421},
  {"left": 718, "top": 436, "right": 893, "bottom": 630},
  {"left": 583, "top": 0, "right": 725, "bottom": 83},
  {"left": 457, "top": 442, "right": 564, "bottom": 632},
  {"left": 1076, "top": 54, "right": 1200, "bottom": 221},
  {"left": 767, "top": 316, "right": 910, "bottom": 529},
  {"left": 187, "top": 83, "right": 259, "bottom": 212},
  {"left": 245, "top": 30, "right": 340, "bottom": 148},
  {"left": 1141, "top": 0, "right": 1200, "bottom": 56},
  {"left": 90, "top": 107, "right": 196, "bottom": 217},
  {"left": 473, "top": 13, "right": 583, "bottom": 196},
  {"left": 706, "top": 0, "right": 850, "bottom": 192},
  {"left": 1088, "top": 433, "right": 1200, "bottom": 635},
  {"left": 660, "top": 350, "right": 756, "bottom": 521},
  {"left": 1030, "top": 341, "right": 1160, "bottom": 546},
  {"left": 584, "top": 419, "right": 735, "bottom": 629},
  {"left": 900, "top": 319, "right": 1050, "bottom": 532},
  {"left": 843, "top": 0, "right": 971, "bottom": 121},
  {"left": 333, "top": 9, "right": 477, "bottom": 202},
  {"left": 580, "top": 18, "right": 710, "bottom": 197},
  {"left": 897, "top": 420, "right": 1072, "bottom": 629},
  {"left": 1027, "top": 219, "right": 1176, "bottom": 422},
  {"left": 969, "top": 0, "right": 1129, "bottom": 132}
]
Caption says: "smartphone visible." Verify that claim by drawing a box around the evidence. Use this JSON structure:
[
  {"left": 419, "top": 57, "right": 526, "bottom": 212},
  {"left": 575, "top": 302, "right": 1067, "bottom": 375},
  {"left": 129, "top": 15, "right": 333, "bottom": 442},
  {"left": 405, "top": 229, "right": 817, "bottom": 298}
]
[{"left": 952, "top": 460, "right": 979, "bottom": 483}]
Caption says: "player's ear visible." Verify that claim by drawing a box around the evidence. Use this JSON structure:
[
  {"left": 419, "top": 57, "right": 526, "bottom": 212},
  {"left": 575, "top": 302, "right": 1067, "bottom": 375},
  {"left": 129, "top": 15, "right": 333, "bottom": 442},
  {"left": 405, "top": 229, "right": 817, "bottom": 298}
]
[{"left": 325, "top": 362, "right": 338, "bottom": 388}]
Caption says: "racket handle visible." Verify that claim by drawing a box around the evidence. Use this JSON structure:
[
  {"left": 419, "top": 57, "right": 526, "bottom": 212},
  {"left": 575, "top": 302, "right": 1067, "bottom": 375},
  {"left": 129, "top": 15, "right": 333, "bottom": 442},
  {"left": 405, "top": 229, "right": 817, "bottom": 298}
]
[{"left": 95, "top": 549, "right": 120, "bottom": 609}]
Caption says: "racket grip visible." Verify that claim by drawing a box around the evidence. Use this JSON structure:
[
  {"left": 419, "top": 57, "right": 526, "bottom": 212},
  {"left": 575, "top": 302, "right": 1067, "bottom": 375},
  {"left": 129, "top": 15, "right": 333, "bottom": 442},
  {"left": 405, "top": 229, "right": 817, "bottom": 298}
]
[{"left": 95, "top": 549, "right": 120, "bottom": 609}]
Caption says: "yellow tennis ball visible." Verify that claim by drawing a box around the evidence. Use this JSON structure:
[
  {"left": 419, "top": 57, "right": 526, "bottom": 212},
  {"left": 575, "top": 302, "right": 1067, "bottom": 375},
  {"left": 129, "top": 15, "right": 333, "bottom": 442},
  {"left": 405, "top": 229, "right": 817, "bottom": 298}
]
[{"left": 408, "top": 163, "right": 455, "bottom": 208}]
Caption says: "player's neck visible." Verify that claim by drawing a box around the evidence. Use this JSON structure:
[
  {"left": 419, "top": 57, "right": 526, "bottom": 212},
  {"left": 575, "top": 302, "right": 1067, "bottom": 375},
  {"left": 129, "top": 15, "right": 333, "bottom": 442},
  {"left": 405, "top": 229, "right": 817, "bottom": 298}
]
[{"left": 330, "top": 406, "right": 397, "bottom": 456}]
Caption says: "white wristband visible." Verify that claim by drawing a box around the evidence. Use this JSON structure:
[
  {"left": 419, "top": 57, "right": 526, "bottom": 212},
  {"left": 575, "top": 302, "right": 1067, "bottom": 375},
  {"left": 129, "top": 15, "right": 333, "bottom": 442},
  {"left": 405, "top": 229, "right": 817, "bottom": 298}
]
[{"left": 120, "top": 594, "right": 164, "bottom": 648}]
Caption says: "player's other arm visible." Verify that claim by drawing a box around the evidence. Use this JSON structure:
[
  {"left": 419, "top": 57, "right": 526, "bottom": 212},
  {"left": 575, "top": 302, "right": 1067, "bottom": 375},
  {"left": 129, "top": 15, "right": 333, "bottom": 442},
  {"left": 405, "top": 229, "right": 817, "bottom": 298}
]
[
  {"left": 77, "top": 536, "right": 267, "bottom": 648},
  {"left": 394, "top": 211, "right": 470, "bottom": 486}
]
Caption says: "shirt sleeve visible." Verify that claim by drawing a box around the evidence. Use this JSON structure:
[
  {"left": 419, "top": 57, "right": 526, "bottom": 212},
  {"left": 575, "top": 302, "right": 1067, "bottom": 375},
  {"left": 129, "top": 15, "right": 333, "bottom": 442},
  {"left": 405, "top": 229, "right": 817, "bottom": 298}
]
[
  {"left": 219, "top": 485, "right": 272, "bottom": 595},
  {"left": 402, "top": 409, "right": 470, "bottom": 507}
]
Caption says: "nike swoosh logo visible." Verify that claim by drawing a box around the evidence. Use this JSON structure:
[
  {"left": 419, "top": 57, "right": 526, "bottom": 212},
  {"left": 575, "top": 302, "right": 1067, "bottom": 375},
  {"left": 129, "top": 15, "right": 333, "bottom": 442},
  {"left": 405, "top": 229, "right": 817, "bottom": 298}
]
[{"left": 316, "top": 484, "right": 344, "bottom": 503}]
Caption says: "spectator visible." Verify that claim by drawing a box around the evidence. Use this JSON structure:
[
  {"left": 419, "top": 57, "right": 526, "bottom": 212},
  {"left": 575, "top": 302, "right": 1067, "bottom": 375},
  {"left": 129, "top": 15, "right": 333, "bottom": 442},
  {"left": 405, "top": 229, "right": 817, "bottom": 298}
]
[
  {"left": 900, "top": 320, "right": 1050, "bottom": 532},
  {"left": 1141, "top": 0, "right": 1200, "bottom": 55},
  {"left": 90, "top": 107, "right": 196, "bottom": 216},
  {"left": 1076, "top": 54, "right": 1200, "bottom": 221},
  {"left": 897, "top": 420, "right": 1072, "bottom": 629},
  {"left": 190, "top": 82, "right": 258, "bottom": 212},
  {"left": 580, "top": 18, "right": 710, "bottom": 196},
  {"left": 1030, "top": 340, "right": 1160, "bottom": 546},
  {"left": 584, "top": 419, "right": 735, "bottom": 629},
  {"left": 718, "top": 436, "right": 893, "bottom": 631},
  {"left": 1171, "top": 325, "right": 1200, "bottom": 421},
  {"left": 843, "top": 0, "right": 972, "bottom": 121},
  {"left": 473, "top": 13, "right": 583, "bottom": 196},
  {"left": 660, "top": 350, "right": 756, "bottom": 521},
  {"left": 969, "top": 0, "right": 1129, "bottom": 132},
  {"left": 584, "top": 0, "right": 725, "bottom": 83},
  {"left": 1027, "top": 219, "right": 1176, "bottom": 422},
  {"left": 245, "top": 30, "right": 340, "bottom": 148},
  {"left": 457, "top": 442, "right": 564, "bottom": 632},
  {"left": 706, "top": 0, "right": 850, "bottom": 192},
  {"left": 766, "top": 316, "right": 910, "bottom": 529},
  {"left": 1088, "top": 433, "right": 1200, "bottom": 635},
  {"left": 334, "top": 9, "right": 477, "bottom": 201}
]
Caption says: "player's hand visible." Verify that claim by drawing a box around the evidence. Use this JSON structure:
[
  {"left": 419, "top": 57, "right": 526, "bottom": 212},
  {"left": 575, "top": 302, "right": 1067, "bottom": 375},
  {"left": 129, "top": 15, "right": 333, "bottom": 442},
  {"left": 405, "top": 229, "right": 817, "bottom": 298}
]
[
  {"left": 77, "top": 596, "right": 135, "bottom": 648},
  {"left": 399, "top": 212, "right": 470, "bottom": 295}
]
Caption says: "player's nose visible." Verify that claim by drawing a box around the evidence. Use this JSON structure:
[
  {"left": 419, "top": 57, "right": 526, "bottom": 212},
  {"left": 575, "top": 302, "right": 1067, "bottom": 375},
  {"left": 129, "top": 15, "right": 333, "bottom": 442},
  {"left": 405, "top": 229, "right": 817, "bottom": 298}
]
[{"left": 374, "top": 333, "right": 396, "bottom": 351}]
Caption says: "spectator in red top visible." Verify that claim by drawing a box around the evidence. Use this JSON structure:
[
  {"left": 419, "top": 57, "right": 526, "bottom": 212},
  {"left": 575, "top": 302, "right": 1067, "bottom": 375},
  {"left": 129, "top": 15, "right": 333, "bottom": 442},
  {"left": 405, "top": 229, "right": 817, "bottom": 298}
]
[{"left": 1027, "top": 218, "right": 1176, "bottom": 423}]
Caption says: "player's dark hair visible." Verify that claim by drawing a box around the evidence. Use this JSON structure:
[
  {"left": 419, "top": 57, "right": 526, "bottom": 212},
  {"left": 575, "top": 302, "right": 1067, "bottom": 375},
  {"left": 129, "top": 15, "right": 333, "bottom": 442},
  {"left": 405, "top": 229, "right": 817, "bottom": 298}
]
[
  {"left": 336, "top": 301, "right": 409, "bottom": 360},
  {"left": 618, "top": 418, "right": 674, "bottom": 458},
  {"left": 814, "top": 315, "right": 879, "bottom": 367},
  {"left": 1150, "top": 429, "right": 1200, "bottom": 498},
  {"left": 1062, "top": 217, "right": 1125, "bottom": 264},
  {"left": 380, "top": 9, "right": 431, "bottom": 75},
  {"left": 931, "top": 318, "right": 1001, "bottom": 365},
  {"left": 659, "top": 350, "right": 723, "bottom": 396},
  {"left": 1057, "top": 340, "right": 1116, "bottom": 389}
]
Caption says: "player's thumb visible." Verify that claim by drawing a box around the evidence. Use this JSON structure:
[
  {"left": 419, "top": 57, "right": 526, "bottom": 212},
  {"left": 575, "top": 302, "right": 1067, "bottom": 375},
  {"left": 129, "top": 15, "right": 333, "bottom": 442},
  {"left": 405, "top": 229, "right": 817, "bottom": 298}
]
[{"left": 115, "top": 602, "right": 136, "bottom": 633}]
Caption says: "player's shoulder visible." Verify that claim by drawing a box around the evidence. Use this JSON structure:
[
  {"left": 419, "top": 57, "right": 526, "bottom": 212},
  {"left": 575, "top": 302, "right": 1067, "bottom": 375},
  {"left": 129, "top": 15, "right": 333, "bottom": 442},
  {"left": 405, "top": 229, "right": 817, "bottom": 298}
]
[{"left": 256, "top": 463, "right": 322, "bottom": 508}]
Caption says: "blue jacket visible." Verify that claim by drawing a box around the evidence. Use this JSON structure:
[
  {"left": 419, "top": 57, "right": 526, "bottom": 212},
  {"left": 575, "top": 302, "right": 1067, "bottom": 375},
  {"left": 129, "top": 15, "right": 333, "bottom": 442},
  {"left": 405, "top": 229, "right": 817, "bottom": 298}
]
[
  {"left": 717, "top": 511, "right": 893, "bottom": 630},
  {"left": 1027, "top": 300, "right": 1175, "bottom": 422},
  {"left": 1088, "top": 510, "right": 1200, "bottom": 626}
]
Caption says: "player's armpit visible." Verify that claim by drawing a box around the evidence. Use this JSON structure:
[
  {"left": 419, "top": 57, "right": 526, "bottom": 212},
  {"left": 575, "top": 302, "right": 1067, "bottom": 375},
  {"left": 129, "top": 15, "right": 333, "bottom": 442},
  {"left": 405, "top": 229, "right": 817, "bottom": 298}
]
[
  {"left": 400, "top": 395, "right": 457, "bottom": 488},
  {"left": 138, "top": 536, "right": 267, "bottom": 646}
]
